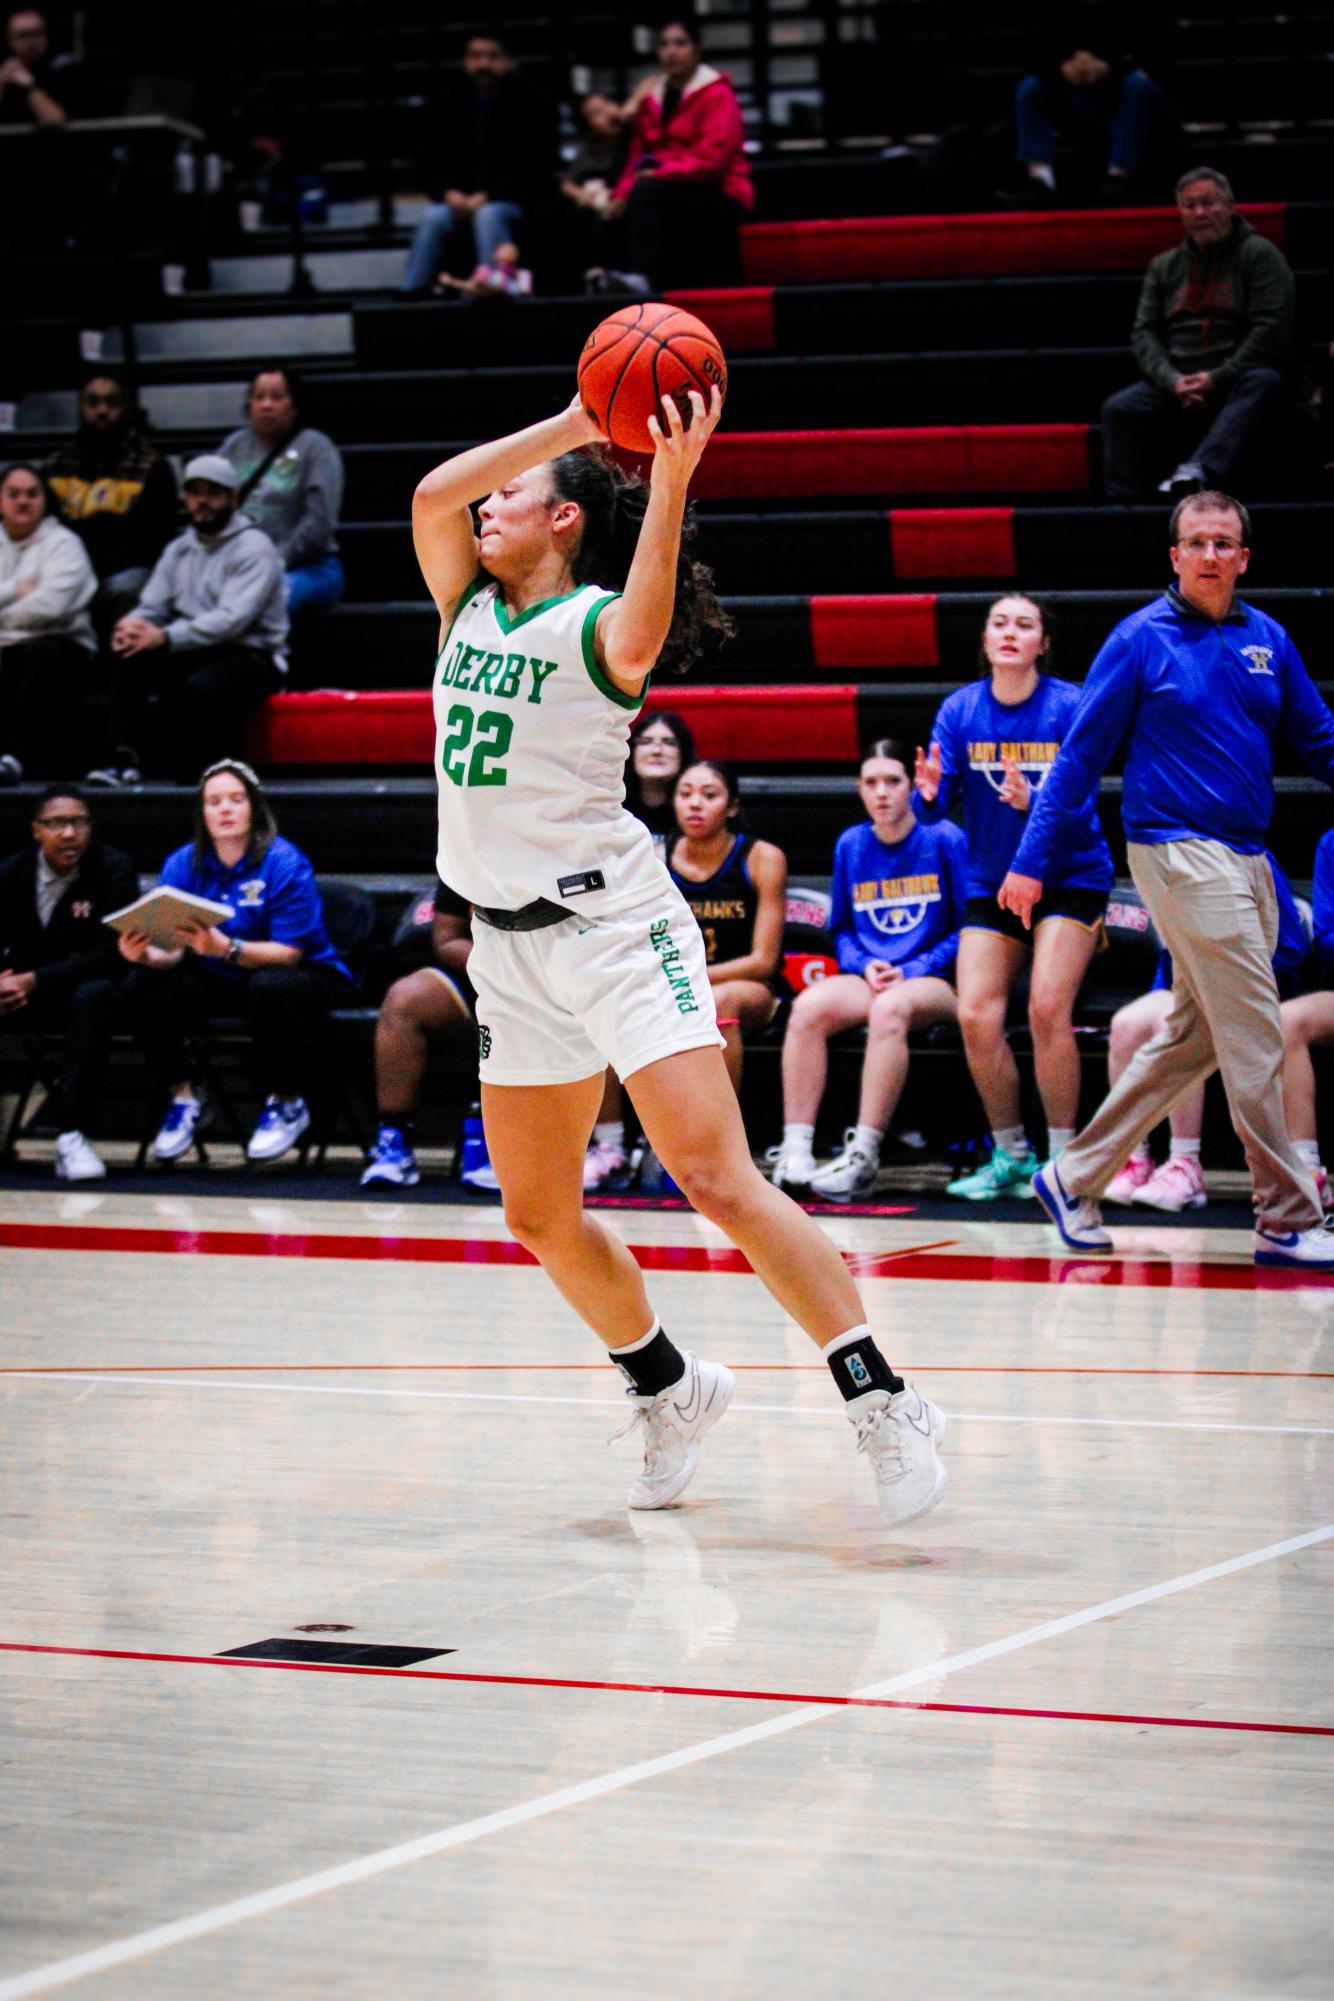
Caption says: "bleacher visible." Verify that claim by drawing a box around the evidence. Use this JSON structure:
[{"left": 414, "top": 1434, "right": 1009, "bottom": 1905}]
[{"left": 3, "top": 1, "right": 1332, "bottom": 1168}]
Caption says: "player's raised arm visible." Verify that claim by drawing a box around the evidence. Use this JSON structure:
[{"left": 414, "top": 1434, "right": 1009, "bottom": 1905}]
[
  {"left": 597, "top": 386, "right": 723, "bottom": 692},
  {"left": 412, "top": 397, "right": 607, "bottom": 617}
]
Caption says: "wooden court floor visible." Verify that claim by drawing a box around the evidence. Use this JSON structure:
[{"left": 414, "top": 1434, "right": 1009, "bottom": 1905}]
[{"left": 2, "top": 1187, "right": 1331, "bottom": 1999}]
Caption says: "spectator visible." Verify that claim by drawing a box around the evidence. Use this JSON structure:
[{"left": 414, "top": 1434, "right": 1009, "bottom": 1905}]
[
  {"left": 361, "top": 877, "right": 497, "bottom": 1190},
  {"left": 540, "top": 90, "right": 630, "bottom": 291},
  {"left": 399, "top": 32, "right": 557, "bottom": 298},
  {"left": 668, "top": 759, "right": 786, "bottom": 1097},
  {"left": 1105, "top": 851, "right": 1309, "bottom": 1211},
  {"left": 913, "top": 593, "right": 1114, "bottom": 1200},
  {"left": 1102, "top": 169, "right": 1296, "bottom": 500},
  {"left": 1281, "top": 827, "right": 1334, "bottom": 1209},
  {"left": 218, "top": 368, "right": 345, "bottom": 617},
  {"left": 1011, "top": 4, "right": 1176, "bottom": 204},
  {"left": 1000, "top": 492, "right": 1334, "bottom": 1268},
  {"left": 0, "top": 462, "right": 96, "bottom": 786},
  {"left": 45, "top": 374, "right": 179, "bottom": 629},
  {"left": 432, "top": 241, "right": 534, "bottom": 301},
  {"left": 117, "top": 758, "right": 355, "bottom": 1165},
  {"left": 0, "top": 783, "right": 137, "bottom": 1180},
  {"left": 770, "top": 740, "right": 966, "bottom": 1202},
  {"left": 625, "top": 708, "right": 695, "bottom": 849},
  {"left": 597, "top": 13, "right": 753, "bottom": 295},
  {"left": 99, "top": 455, "right": 287, "bottom": 785},
  {"left": 0, "top": 9, "right": 70, "bottom": 125}
]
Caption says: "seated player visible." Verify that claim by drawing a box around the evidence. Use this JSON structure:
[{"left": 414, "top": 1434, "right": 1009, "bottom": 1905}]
[
  {"left": 1105, "top": 849, "right": 1310, "bottom": 1210},
  {"left": 1280, "top": 826, "right": 1334, "bottom": 1206},
  {"left": 668, "top": 759, "right": 786, "bottom": 1097},
  {"left": 914, "top": 593, "right": 1114, "bottom": 1199},
  {"left": 361, "top": 878, "right": 495, "bottom": 1189},
  {"left": 771, "top": 739, "right": 966, "bottom": 1201}
]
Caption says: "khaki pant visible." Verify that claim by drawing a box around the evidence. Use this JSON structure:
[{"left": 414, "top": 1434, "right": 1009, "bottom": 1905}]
[{"left": 1061, "top": 839, "right": 1322, "bottom": 1233}]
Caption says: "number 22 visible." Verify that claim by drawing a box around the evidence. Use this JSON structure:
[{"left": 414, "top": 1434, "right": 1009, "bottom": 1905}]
[{"left": 440, "top": 705, "right": 512, "bottom": 787}]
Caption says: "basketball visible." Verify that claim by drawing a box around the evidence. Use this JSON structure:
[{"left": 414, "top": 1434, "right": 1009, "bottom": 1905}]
[{"left": 577, "top": 303, "right": 727, "bottom": 453}]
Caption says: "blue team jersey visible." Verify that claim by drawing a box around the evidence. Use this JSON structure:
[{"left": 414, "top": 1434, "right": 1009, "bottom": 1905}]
[
  {"left": 1313, "top": 829, "right": 1334, "bottom": 977},
  {"left": 160, "top": 835, "right": 352, "bottom": 983},
  {"left": 914, "top": 674, "right": 1113, "bottom": 898},
  {"left": 1015, "top": 590, "right": 1334, "bottom": 881},
  {"left": 829, "top": 817, "right": 968, "bottom": 982},
  {"left": 1152, "top": 850, "right": 1310, "bottom": 999}
]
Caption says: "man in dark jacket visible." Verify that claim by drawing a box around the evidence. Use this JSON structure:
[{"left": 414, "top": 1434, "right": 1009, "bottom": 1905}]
[
  {"left": 1101, "top": 168, "right": 1296, "bottom": 500},
  {"left": 45, "top": 375, "right": 180, "bottom": 627},
  {"left": 399, "top": 31, "right": 557, "bottom": 295},
  {"left": 0, "top": 784, "right": 137, "bottom": 1178}
]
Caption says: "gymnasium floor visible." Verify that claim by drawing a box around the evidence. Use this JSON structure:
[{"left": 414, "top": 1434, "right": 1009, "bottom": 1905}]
[{"left": 3, "top": 1185, "right": 1331, "bottom": 1999}]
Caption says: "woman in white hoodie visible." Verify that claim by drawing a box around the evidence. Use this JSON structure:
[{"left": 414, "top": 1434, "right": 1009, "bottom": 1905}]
[{"left": 0, "top": 462, "right": 96, "bottom": 785}]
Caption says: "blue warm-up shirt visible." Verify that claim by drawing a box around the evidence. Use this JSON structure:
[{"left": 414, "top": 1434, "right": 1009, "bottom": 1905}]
[
  {"left": 1153, "top": 850, "right": 1310, "bottom": 999},
  {"left": 829, "top": 818, "right": 968, "bottom": 981},
  {"left": 1313, "top": 829, "right": 1334, "bottom": 976},
  {"left": 160, "top": 835, "right": 352, "bottom": 983},
  {"left": 1013, "top": 590, "right": 1334, "bottom": 881},
  {"left": 914, "top": 673, "right": 1113, "bottom": 897}
]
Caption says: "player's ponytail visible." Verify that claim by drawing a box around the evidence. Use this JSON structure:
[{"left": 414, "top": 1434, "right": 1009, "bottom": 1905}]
[{"left": 548, "top": 448, "right": 734, "bottom": 676}]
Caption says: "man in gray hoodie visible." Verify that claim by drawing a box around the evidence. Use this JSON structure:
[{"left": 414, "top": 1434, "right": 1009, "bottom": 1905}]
[
  {"left": 1101, "top": 167, "right": 1295, "bottom": 501},
  {"left": 98, "top": 456, "right": 287, "bottom": 783}
]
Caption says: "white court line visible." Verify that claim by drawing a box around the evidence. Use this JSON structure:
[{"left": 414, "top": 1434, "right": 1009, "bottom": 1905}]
[
  {"left": 8, "top": 1371, "right": 1334, "bottom": 1439},
  {"left": 1, "top": 1519, "right": 1329, "bottom": 2000}
]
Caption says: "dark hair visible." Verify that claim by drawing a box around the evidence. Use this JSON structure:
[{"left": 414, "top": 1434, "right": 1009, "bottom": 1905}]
[
  {"left": 978, "top": 591, "right": 1055, "bottom": 673},
  {"left": 0, "top": 460, "right": 57, "bottom": 520},
  {"left": 547, "top": 447, "right": 733, "bottom": 675},
  {"left": 657, "top": 11, "right": 701, "bottom": 44},
  {"left": 464, "top": 29, "right": 509, "bottom": 53},
  {"left": 32, "top": 782, "right": 89, "bottom": 813},
  {"left": 246, "top": 365, "right": 305, "bottom": 435},
  {"left": 192, "top": 758, "right": 278, "bottom": 868},
  {"left": 675, "top": 757, "right": 742, "bottom": 828},
  {"left": 626, "top": 708, "right": 696, "bottom": 813},
  {"left": 1169, "top": 488, "right": 1251, "bottom": 547},
  {"left": 859, "top": 738, "right": 911, "bottom": 774}
]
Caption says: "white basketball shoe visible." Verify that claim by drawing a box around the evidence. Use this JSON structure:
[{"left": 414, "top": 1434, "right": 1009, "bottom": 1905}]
[
  {"left": 849, "top": 1385, "right": 948, "bottom": 1525},
  {"left": 614, "top": 1353, "right": 735, "bottom": 1510}
]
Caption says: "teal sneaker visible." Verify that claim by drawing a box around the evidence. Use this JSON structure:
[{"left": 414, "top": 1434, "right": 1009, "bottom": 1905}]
[{"left": 946, "top": 1146, "right": 1037, "bottom": 1200}]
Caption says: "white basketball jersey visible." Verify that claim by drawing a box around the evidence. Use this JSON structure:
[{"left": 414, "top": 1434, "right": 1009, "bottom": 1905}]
[{"left": 432, "top": 576, "right": 668, "bottom": 915}]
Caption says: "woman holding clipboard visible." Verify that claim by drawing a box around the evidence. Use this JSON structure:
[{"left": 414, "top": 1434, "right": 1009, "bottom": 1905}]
[{"left": 117, "top": 758, "right": 354, "bottom": 1163}]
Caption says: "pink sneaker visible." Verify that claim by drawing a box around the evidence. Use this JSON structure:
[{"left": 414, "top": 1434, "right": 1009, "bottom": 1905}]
[
  {"left": 1134, "top": 1155, "right": 1207, "bottom": 1212},
  {"left": 1105, "top": 1156, "right": 1154, "bottom": 1205},
  {"left": 583, "top": 1139, "right": 630, "bottom": 1192}
]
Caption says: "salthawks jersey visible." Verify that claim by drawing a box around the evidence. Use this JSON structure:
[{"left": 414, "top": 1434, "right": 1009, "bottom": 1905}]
[
  {"left": 828, "top": 818, "right": 968, "bottom": 982},
  {"left": 432, "top": 576, "right": 670, "bottom": 916},
  {"left": 914, "top": 673, "right": 1113, "bottom": 898}
]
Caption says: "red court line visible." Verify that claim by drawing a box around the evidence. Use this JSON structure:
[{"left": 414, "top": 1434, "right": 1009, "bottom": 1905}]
[
  {"left": 1, "top": 1641, "right": 1327, "bottom": 1739},
  {"left": 1, "top": 1219, "right": 1330, "bottom": 1289},
  {"left": 4, "top": 1363, "right": 1330, "bottom": 1380}
]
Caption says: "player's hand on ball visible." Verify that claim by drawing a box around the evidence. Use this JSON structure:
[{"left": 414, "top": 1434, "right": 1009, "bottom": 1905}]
[
  {"left": 914, "top": 740, "right": 942, "bottom": 802},
  {"left": 997, "top": 871, "right": 1043, "bottom": 930},
  {"left": 646, "top": 384, "right": 723, "bottom": 487},
  {"left": 564, "top": 392, "right": 608, "bottom": 446}
]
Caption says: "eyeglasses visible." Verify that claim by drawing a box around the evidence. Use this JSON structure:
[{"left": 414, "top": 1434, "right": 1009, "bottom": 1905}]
[{"left": 37, "top": 815, "right": 91, "bottom": 831}]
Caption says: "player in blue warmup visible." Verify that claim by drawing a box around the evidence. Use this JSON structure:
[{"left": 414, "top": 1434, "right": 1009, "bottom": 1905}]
[{"left": 913, "top": 594, "right": 1114, "bottom": 1199}]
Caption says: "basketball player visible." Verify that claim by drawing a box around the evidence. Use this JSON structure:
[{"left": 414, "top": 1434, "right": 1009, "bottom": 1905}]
[{"left": 411, "top": 388, "right": 946, "bottom": 1523}]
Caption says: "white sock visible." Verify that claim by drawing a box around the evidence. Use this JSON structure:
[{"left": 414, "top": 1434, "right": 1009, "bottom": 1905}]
[
  {"left": 993, "top": 1125, "right": 1030, "bottom": 1157},
  {"left": 1047, "top": 1126, "right": 1075, "bottom": 1156},
  {"left": 1128, "top": 1146, "right": 1151, "bottom": 1168},
  {"left": 823, "top": 1322, "right": 872, "bottom": 1358},
  {"left": 171, "top": 1088, "right": 198, "bottom": 1105},
  {"left": 615, "top": 1316, "right": 662, "bottom": 1355},
  {"left": 1028, "top": 161, "right": 1056, "bottom": 189},
  {"left": 593, "top": 1120, "right": 625, "bottom": 1151},
  {"left": 784, "top": 1122, "right": 816, "bottom": 1151},
  {"left": 852, "top": 1123, "right": 883, "bottom": 1159},
  {"left": 1169, "top": 1136, "right": 1201, "bottom": 1160},
  {"left": 1294, "top": 1138, "right": 1321, "bottom": 1170}
]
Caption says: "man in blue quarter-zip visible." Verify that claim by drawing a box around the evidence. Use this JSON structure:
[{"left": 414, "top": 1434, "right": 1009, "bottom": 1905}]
[{"left": 998, "top": 491, "right": 1334, "bottom": 1270}]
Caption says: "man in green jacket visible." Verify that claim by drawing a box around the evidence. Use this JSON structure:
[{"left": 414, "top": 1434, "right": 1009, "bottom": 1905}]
[{"left": 1101, "top": 167, "right": 1295, "bottom": 501}]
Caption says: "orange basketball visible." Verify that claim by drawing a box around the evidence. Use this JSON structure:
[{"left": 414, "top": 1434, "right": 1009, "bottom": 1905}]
[{"left": 577, "top": 303, "right": 727, "bottom": 453}]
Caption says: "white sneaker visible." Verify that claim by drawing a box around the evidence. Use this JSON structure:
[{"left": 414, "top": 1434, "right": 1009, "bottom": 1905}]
[
  {"left": 247, "top": 1095, "right": 311, "bottom": 1162},
  {"left": 1134, "top": 1155, "right": 1207, "bottom": 1212},
  {"left": 54, "top": 1130, "right": 107, "bottom": 1181},
  {"left": 765, "top": 1137, "right": 817, "bottom": 1192},
  {"left": 1032, "top": 1159, "right": 1112, "bottom": 1253},
  {"left": 153, "top": 1093, "right": 208, "bottom": 1162},
  {"left": 1254, "top": 1219, "right": 1334, "bottom": 1270},
  {"left": 807, "top": 1129, "right": 879, "bottom": 1202},
  {"left": 583, "top": 1138, "right": 630, "bottom": 1192},
  {"left": 850, "top": 1385, "right": 948, "bottom": 1526},
  {"left": 614, "top": 1352, "right": 734, "bottom": 1510},
  {"left": 1105, "top": 1155, "right": 1154, "bottom": 1205}
]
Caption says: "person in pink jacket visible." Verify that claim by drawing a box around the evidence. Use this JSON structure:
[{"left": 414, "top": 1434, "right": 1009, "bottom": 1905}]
[{"left": 599, "top": 14, "right": 753, "bottom": 293}]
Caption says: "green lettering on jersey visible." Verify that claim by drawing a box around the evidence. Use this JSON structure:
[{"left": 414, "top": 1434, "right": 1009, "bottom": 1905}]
[
  {"left": 470, "top": 650, "right": 504, "bottom": 695},
  {"left": 437, "top": 640, "right": 464, "bottom": 688},
  {"left": 528, "top": 659, "right": 559, "bottom": 704},
  {"left": 495, "top": 653, "right": 526, "bottom": 700},
  {"left": 452, "top": 644, "right": 482, "bottom": 692}
]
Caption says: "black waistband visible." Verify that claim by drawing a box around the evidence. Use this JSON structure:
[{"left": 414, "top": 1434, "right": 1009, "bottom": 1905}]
[{"left": 473, "top": 897, "right": 571, "bottom": 933}]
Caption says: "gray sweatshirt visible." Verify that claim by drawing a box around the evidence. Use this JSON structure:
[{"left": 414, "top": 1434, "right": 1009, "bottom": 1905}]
[
  {"left": 0, "top": 515, "right": 96, "bottom": 653},
  {"left": 217, "top": 425, "right": 344, "bottom": 566},
  {"left": 134, "top": 511, "right": 289, "bottom": 670}
]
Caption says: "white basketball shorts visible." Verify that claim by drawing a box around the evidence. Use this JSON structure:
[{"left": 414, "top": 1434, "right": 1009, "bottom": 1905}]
[{"left": 468, "top": 885, "right": 724, "bottom": 1087}]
